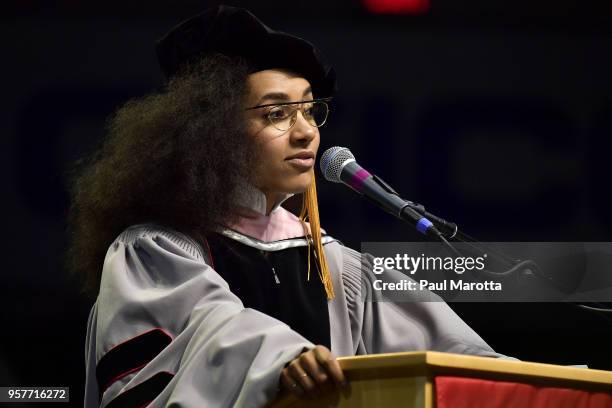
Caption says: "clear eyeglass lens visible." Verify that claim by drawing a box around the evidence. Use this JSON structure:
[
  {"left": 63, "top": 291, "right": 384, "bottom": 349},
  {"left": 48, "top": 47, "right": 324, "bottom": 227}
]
[{"left": 268, "top": 102, "right": 329, "bottom": 131}]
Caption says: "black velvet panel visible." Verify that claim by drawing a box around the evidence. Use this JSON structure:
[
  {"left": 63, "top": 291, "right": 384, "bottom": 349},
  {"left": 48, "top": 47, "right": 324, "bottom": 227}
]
[
  {"left": 206, "top": 233, "right": 331, "bottom": 349},
  {"left": 106, "top": 372, "right": 174, "bottom": 408},
  {"left": 96, "top": 328, "right": 172, "bottom": 393}
]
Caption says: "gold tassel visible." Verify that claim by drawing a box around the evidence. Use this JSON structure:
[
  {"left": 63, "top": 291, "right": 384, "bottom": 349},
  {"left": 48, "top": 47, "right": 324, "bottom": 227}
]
[{"left": 299, "top": 171, "right": 335, "bottom": 299}]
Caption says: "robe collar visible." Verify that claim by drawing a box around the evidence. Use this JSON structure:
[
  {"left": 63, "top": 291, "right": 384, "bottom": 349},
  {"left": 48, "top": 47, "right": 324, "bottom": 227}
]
[
  {"left": 226, "top": 184, "right": 310, "bottom": 243},
  {"left": 237, "top": 183, "right": 293, "bottom": 216}
]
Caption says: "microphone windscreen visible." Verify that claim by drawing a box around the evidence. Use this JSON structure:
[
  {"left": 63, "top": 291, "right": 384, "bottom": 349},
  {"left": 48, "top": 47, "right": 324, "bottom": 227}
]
[{"left": 320, "top": 146, "right": 355, "bottom": 183}]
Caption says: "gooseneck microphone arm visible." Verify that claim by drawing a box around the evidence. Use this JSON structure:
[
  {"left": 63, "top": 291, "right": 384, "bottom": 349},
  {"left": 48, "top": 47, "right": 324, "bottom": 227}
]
[
  {"left": 371, "top": 174, "right": 459, "bottom": 238},
  {"left": 369, "top": 172, "right": 517, "bottom": 268},
  {"left": 376, "top": 173, "right": 523, "bottom": 276}
]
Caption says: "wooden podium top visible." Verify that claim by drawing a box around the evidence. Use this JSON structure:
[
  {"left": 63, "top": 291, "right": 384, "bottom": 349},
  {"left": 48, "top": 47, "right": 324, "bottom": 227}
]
[
  {"left": 272, "top": 352, "right": 612, "bottom": 407},
  {"left": 337, "top": 351, "right": 612, "bottom": 390}
]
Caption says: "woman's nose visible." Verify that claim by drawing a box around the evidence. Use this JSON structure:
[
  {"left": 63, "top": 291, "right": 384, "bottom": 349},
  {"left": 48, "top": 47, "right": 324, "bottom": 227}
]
[{"left": 290, "top": 109, "right": 316, "bottom": 142}]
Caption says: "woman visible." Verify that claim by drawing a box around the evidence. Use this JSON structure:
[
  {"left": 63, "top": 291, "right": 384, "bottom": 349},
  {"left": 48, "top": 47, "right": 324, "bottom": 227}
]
[{"left": 71, "top": 6, "right": 505, "bottom": 407}]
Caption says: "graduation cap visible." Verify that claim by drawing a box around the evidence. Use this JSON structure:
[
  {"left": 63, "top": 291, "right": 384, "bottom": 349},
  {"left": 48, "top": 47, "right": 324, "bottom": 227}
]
[{"left": 156, "top": 5, "right": 337, "bottom": 98}]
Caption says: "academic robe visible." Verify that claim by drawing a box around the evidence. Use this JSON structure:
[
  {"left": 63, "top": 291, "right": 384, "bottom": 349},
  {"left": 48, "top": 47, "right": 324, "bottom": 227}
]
[{"left": 84, "top": 194, "right": 506, "bottom": 407}]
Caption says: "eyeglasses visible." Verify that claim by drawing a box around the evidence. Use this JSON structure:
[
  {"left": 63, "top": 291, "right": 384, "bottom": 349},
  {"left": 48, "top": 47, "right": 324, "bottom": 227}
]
[{"left": 245, "top": 98, "right": 332, "bottom": 131}]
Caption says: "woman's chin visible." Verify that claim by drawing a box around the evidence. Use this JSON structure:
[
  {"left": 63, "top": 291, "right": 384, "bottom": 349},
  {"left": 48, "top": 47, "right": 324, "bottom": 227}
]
[
  {"left": 282, "top": 175, "right": 313, "bottom": 194},
  {"left": 282, "top": 185, "right": 309, "bottom": 195}
]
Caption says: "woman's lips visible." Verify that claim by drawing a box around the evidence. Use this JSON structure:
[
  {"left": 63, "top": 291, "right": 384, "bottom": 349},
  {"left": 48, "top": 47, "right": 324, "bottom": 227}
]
[
  {"left": 285, "top": 151, "right": 315, "bottom": 170},
  {"left": 286, "top": 157, "right": 315, "bottom": 169}
]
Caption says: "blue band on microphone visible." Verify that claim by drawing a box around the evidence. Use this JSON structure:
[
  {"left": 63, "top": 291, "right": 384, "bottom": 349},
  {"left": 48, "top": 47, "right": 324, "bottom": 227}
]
[{"left": 416, "top": 218, "right": 433, "bottom": 235}]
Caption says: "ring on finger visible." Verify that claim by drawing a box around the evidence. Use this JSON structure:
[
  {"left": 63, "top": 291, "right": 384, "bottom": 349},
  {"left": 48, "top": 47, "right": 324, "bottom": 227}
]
[{"left": 295, "top": 370, "right": 312, "bottom": 387}]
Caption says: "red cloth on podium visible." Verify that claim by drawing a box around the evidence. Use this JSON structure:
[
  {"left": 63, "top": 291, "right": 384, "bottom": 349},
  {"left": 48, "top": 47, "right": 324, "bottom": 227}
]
[{"left": 435, "top": 376, "right": 612, "bottom": 408}]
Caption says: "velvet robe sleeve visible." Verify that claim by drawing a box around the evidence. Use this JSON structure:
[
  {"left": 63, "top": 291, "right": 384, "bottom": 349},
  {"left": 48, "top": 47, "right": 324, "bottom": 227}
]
[{"left": 84, "top": 224, "right": 314, "bottom": 408}]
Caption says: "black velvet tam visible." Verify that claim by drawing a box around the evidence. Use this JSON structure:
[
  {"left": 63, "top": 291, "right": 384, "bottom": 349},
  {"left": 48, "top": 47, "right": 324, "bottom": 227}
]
[{"left": 155, "top": 5, "right": 337, "bottom": 98}]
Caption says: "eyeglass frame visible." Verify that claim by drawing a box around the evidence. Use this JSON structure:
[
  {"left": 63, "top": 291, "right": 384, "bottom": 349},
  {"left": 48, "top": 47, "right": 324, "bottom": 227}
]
[{"left": 244, "top": 97, "right": 333, "bottom": 131}]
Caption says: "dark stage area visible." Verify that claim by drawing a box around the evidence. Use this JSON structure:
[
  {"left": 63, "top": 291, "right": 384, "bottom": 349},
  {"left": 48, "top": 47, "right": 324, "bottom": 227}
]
[{"left": 2, "top": 0, "right": 611, "bottom": 405}]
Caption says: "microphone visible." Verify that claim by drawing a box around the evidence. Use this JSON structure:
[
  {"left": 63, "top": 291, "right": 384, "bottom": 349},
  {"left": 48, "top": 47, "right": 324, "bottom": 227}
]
[{"left": 319, "top": 146, "right": 445, "bottom": 237}]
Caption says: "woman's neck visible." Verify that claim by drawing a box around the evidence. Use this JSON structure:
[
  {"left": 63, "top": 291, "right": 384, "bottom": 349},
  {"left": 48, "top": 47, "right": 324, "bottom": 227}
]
[{"left": 263, "top": 192, "right": 285, "bottom": 216}]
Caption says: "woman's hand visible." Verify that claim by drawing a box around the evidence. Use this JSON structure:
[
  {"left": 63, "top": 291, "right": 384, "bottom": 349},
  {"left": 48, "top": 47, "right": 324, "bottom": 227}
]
[{"left": 280, "top": 345, "right": 347, "bottom": 398}]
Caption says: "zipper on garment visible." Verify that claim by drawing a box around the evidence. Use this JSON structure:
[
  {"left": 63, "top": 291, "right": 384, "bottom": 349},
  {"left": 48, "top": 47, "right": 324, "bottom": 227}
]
[
  {"left": 260, "top": 250, "right": 281, "bottom": 284},
  {"left": 270, "top": 266, "right": 281, "bottom": 284}
]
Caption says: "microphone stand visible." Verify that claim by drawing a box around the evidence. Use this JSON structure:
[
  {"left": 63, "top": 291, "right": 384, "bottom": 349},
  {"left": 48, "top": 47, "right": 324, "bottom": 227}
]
[
  {"left": 373, "top": 174, "right": 521, "bottom": 270},
  {"left": 371, "top": 175, "right": 564, "bottom": 292},
  {"left": 399, "top": 190, "right": 612, "bottom": 315}
]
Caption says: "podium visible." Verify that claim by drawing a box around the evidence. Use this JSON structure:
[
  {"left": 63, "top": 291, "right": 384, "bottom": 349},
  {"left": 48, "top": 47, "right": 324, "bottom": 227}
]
[{"left": 271, "top": 351, "right": 612, "bottom": 407}]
